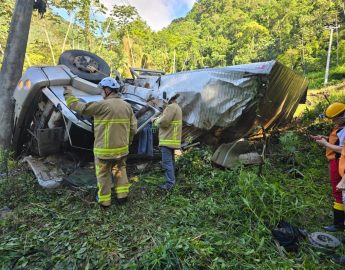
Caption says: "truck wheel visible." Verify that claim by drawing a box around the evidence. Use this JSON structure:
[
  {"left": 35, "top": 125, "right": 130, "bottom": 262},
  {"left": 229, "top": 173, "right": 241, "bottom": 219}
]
[{"left": 58, "top": 50, "right": 110, "bottom": 83}]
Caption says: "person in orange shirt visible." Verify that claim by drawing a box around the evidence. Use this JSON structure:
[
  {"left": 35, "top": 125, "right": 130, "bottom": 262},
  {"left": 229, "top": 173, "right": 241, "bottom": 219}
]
[
  {"left": 311, "top": 102, "right": 345, "bottom": 232},
  {"left": 330, "top": 131, "right": 345, "bottom": 265}
]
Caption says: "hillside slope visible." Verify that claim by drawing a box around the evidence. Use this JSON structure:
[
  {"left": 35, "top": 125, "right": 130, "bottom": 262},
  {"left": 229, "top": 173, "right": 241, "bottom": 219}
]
[{"left": 1, "top": 82, "right": 345, "bottom": 268}]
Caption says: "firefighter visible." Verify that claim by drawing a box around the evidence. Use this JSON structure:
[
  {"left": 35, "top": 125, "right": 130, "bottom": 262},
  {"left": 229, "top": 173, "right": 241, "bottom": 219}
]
[
  {"left": 154, "top": 92, "right": 182, "bottom": 190},
  {"left": 63, "top": 77, "right": 137, "bottom": 207},
  {"left": 310, "top": 102, "right": 345, "bottom": 231}
]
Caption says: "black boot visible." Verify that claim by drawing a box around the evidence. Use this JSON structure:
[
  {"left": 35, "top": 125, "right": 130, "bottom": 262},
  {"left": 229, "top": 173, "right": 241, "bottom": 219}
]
[
  {"left": 324, "top": 208, "right": 345, "bottom": 232},
  {"left": 116, "top": 197, "right": 128, "bottom": 205}
]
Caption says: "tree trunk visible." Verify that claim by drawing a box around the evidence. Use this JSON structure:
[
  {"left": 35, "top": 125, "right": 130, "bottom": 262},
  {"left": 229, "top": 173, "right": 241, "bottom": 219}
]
[{"left": 0, "top": 0, "right": 33, "bottom": 149}]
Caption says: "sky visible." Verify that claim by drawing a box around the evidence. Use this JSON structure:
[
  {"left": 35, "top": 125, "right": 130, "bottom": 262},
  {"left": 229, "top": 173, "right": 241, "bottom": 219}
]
[{"left": 101, "top": 0, "right": 197, "bottom": 31}]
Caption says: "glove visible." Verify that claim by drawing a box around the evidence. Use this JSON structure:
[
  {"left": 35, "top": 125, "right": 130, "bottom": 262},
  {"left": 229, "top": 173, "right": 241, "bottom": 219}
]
[
  {"left": 63, "top": 86, "right": 73, "bottom": 97},
  {"left": 64, "top": 86, "right": 79, "bottom": 107},
  {"left": 152, "top": 117, "right": 160, "bottom": 127}
]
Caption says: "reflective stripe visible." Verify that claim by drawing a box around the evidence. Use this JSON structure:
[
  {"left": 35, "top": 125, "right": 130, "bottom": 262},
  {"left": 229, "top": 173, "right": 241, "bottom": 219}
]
[
  {"left": 94, "top": 146, "right": 129, "bottom": 156},
  {"left": 334, "top": 202, "right": 344, "bottom": 211},
  {"left": 116, "top": 191, "right": 129, "bottom": 194},
  {"left": 173, "top": 123, "right": 178, "bottom": 140},
  {"left": 97, "top": 183, "right": 111, "bottom": 202},
  {"left": 104, "top": 123, "right": 110, "bottom": 148},
  {"left": 160, "top": 139, "right": 181, "bottom": 145},
  {"left": 160, "top": 119, "right": 182, "bottom": 146},
  {"left": 94, "top": 118, "right": 130, "bottom": 151},
  {"left": 116, "top": 186, "right": 129, "bottom": 190},
  {"left": 98, "top": 193, "right": 111, "bottom": 202},
  {"left": 171, "top": 120, "right": 181, "bottom": 141},
  {"left": 66, "top": 96, "right": 79, "bottom": 107},
  {"left": 115, "top": 185, "right": 130, "bottom": 194},
  {"left": 94, "top": 119, "right": 130, "bottom": 124},
  {"left": 95, "top": 164, "right": 100, "bottom": 176},
  {"left": 116, "top": 188, "right": 129, "bottom": 193},
  {"left": 128, "top": 125, "right": 131, "bottom": 144}
]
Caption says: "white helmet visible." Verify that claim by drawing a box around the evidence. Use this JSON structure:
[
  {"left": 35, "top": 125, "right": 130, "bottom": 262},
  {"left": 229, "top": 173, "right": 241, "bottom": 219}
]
[
  {"left": 98, "top": 77, "right": 120, "bottom": 90},
  {"left": 162, "top": 91, "right": 180, "bottom": 103}
]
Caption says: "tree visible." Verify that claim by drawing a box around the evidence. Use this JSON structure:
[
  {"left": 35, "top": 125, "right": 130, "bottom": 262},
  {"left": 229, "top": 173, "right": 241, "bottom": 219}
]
[
  {"left": 53, "top": 0, "right": 106, "bottom": 50},
  {"left": 110, "top": 5, "right": 139, "bottom": 67},
  {"left": 0, "top": 0, "right": 34, "bottom": 149},
  {"left": 0, "top": 0, "right": 14, "bottom": 65},
  {"left": 110, "top": 4, "right": 139, "bottom": 36}
]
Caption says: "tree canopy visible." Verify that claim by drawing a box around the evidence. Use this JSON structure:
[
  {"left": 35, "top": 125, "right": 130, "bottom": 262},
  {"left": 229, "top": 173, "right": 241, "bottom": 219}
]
[{"left": 1, "top": 0, "right": 345, "bottom": 79}]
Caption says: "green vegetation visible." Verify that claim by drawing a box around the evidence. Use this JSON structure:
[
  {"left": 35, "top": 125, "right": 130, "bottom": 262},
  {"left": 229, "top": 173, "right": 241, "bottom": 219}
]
[
  {"left": 2, "top": 1, "right": 345, "bottom": 268},
  {"left": 1, "top": 89, "right": 345, "bottom": 269},
  {"left": 307, "top": 67, "right": 345, "bottom": 90},
  {"left": 2, "top": 0, "right": 345, "bottom": 85}
]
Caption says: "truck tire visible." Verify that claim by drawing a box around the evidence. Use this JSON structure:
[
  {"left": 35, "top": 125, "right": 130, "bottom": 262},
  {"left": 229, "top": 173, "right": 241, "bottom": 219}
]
[
  {"left": 58, "top": 50, "right": 110, "bottom": 83},
  {"left": 308, "top": 232, "right": 341, "bottom": 251}
]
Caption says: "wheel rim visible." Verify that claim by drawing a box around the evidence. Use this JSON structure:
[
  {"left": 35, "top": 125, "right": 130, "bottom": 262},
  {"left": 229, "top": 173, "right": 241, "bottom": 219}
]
[{"left": 73, "top": 55, "right": 99, "bottom": 73}]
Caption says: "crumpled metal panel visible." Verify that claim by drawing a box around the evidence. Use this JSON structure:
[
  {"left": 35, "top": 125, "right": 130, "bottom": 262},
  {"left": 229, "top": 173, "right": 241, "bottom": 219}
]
[
  {"left": 155, "top": 69, "right": 260, "bottom": 129},
  {"left": 128, "top": 60, "right": 307, "bottom": 138}
]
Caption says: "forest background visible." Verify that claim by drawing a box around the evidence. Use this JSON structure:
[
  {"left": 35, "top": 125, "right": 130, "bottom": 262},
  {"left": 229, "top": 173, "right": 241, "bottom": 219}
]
[
  {"left": 1, "top": 0, "right": 345, "bottom": 88},
  {"left": 3, "top": 1, "right": 345, "bottom": 268}
]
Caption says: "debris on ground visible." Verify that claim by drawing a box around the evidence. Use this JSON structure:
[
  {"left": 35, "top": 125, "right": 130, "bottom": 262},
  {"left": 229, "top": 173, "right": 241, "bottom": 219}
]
[
  {"left": 0, "top": 207, "right": 12, "bottom": 220},
  {"left": 308, "top": 232, "right": 342, "bottom": 253},
  {"left": 271, "top": 220, "right": 306, "bottom": 252}
]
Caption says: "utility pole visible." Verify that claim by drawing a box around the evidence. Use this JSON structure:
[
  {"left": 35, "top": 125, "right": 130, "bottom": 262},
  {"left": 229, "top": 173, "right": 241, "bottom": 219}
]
[{"left": 324, "top": 25, "right": 340, "bottom": 85}]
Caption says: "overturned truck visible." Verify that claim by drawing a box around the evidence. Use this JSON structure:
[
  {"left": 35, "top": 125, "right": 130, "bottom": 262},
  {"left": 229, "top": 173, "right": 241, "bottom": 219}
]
[{"left": 11, "top": 50, "right": 308, "bottom": 187}]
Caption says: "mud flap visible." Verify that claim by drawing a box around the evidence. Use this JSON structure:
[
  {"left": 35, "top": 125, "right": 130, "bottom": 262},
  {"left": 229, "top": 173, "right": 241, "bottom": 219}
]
[{"left": 36, "top": 127, "right": 64, "bottom": 156}]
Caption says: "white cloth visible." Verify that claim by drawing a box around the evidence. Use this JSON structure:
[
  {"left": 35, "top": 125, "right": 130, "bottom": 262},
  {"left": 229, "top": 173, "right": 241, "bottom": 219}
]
[{"left": 337, "top": 127, "right": 345, "bottom": 146}]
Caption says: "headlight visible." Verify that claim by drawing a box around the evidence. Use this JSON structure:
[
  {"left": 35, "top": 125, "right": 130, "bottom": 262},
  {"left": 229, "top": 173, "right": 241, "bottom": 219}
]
[
  {"left": 24, "top": 80, "right": 32, "bottom": 89},
  {"left": 17, "top": 80, "right": 23, "bottom": 89}
]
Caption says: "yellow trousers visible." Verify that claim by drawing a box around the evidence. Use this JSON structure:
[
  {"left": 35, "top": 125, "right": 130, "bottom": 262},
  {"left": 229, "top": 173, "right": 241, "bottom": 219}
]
[{"left": 95, "top": 156, "right": 129, "bottom": 204}]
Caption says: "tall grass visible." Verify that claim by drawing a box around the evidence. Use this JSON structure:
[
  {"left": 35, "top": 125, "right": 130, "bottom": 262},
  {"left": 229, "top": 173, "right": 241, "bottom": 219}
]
[
  {"left": 306, "top": 64, "right": 345, "bottom": 89},
  {"left": 0, "top": 148, "right": 10, "bottom": 178},
  {"left": 1, "top": 93, "right": 345, "bottom": 268}
]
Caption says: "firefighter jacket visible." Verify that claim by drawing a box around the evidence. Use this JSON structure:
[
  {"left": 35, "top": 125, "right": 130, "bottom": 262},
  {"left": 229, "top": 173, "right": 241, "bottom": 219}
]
[
  {"left": 64, "top": 91, "right": 137, "bottom": 159},
  {"left": 155, "top": 102, "right": 182, "bottom": 149}
]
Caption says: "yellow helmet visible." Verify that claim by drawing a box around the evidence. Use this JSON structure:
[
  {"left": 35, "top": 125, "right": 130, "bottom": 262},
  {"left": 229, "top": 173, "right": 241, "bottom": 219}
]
[{"left": 325, "top": 102, "right": 345, "bottom": 118}]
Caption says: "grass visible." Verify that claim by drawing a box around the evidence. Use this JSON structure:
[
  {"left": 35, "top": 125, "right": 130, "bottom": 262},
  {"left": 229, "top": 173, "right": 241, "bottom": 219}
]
[
  {"left": 294, "top": 80, "right": 345, "bottom": 118},
  {"left": 306, "top": 65, "right": 345, "bottom": 89},
  {"left": 1, "top": 87, "right": 345, "bottom": 269}
]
